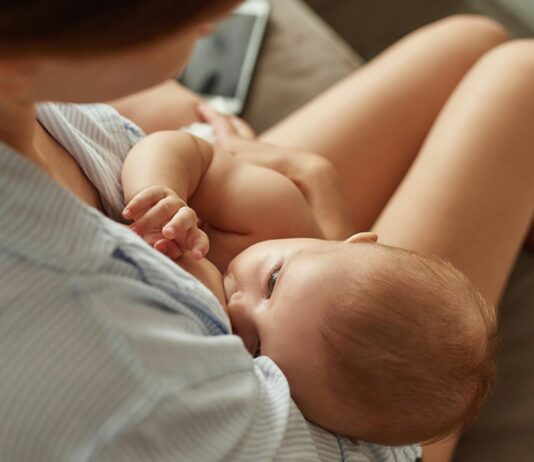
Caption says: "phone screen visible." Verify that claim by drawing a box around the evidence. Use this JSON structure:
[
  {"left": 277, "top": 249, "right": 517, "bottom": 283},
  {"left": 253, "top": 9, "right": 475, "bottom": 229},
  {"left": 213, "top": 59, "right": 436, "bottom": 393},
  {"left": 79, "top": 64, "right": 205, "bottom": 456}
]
[{"left": 180, "top": 14, "right": 256, "bottom": 98}]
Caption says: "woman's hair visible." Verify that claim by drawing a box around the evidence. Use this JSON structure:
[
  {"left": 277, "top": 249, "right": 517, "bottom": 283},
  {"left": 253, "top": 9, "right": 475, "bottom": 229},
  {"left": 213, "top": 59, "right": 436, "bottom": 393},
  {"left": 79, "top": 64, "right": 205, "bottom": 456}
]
[{"left": 0, "top": 0, "right": 239, "bottom": 56}]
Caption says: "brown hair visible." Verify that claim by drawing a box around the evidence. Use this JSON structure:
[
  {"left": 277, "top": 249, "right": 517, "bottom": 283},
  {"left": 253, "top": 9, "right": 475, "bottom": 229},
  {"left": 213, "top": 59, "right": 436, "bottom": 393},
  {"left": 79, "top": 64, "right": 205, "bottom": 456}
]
[
  {"left": 0, "top": 0, "right": 240, "bottom": 56},
  {"left": 321, "top": 244, "right": 498, "bottom": 445}
]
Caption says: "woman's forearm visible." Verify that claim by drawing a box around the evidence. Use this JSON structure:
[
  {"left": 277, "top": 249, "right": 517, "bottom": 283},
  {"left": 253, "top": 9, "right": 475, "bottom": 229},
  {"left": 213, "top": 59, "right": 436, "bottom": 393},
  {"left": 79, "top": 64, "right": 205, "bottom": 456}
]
[{"left": 109, "top": 81, "right": 203, "bottom": 134}]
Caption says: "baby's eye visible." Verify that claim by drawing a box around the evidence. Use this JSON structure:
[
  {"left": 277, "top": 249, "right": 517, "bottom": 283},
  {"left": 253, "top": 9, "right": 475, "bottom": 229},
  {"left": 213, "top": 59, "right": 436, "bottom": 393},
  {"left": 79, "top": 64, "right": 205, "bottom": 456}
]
[{"left": 267, "top": 267, "right": 281, "bottom": 298}]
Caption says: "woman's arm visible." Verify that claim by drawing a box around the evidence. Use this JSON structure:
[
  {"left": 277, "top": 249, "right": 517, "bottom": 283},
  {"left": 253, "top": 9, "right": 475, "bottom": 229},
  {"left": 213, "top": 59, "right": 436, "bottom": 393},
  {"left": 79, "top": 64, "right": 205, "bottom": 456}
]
[{"left": 109, "top": 81, "right": 203, "bottom": 134}]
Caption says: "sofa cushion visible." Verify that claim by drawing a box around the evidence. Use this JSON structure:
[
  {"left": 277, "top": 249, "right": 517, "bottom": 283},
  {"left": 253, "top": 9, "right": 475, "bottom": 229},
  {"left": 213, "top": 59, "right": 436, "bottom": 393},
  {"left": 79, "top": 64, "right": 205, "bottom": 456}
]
[
  {"left": 243, "top": 0, "right": 363, "bottom": 133},
  {"left": 456, "top": 250, "right": 534, "bottom": 461}
]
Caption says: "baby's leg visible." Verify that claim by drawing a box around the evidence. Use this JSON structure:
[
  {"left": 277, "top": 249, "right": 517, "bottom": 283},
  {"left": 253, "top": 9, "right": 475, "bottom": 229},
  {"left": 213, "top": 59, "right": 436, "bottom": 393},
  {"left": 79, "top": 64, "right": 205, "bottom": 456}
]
[
  {"left": 372, "top": 40, "right": 534, "bottom": 461},
  {"left": 261, "top": 15, "right": 508, "bottom": 232}
]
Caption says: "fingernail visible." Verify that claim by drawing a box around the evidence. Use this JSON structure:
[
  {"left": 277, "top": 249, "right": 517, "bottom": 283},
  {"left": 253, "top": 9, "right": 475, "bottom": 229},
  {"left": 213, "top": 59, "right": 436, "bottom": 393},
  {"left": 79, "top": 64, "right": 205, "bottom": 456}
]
[
  {"left": 123, "top": 209, "right": 132, "bottom": 219},
  {"left": 164, "top": 226, "right": 176, "bottom": 237}
]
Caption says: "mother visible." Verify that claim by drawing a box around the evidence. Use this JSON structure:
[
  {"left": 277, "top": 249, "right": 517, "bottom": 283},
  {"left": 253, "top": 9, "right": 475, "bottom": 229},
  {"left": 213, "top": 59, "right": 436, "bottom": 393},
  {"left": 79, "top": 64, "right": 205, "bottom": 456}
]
[{"left": 0, "top": 1, "right": 532, "bottom": 462}]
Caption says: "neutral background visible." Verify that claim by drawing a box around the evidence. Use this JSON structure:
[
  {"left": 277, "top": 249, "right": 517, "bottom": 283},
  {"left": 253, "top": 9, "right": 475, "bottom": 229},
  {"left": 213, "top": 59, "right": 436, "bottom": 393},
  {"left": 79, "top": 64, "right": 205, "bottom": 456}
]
[{"left": 304, "top": 0, "right": 534, "bottom": 59}]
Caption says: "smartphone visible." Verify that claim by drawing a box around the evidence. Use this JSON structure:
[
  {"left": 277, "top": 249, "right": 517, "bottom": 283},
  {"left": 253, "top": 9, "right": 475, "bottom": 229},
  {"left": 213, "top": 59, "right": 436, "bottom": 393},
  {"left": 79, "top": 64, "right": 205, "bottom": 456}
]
[{"left": 179, "top": 0, "right": 271, "bottom": 115}]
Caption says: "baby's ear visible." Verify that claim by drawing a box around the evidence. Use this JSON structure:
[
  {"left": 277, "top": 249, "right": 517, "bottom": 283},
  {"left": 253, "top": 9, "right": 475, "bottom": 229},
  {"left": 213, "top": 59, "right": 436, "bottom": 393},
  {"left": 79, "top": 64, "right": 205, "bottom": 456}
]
[{"left": 345, "top": 232, "right": 378, "bottom": 245}]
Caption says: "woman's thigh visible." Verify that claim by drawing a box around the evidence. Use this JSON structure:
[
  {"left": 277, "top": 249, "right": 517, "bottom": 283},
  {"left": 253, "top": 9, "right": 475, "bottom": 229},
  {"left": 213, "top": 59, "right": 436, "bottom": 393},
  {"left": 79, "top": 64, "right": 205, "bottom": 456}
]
[
  {"left": 373, "top": 40, "right": 534, "bottom": 306},
  {"left": 261, "top": 15, "right": 508, "bottom": 231}
]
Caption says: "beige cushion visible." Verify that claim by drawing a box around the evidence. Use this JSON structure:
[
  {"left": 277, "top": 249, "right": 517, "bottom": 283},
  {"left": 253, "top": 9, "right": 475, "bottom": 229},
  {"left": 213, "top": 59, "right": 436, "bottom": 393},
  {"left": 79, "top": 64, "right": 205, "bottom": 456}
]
[
  {"left": 243, "top": 0, "right": 362, "bottom": 133},
  {"left": 244, "top": 1, "right": 534, "bottom": 460},
  {"left": 456, "top": 250, "right": 534, "bottom": 461}
]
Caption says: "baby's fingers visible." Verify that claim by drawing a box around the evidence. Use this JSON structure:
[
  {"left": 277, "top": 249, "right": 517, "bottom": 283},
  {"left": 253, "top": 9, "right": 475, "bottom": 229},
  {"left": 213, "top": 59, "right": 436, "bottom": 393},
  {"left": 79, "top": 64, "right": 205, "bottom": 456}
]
[
  {"left": 162, "top": 206, "right": 200, "bottom": 240},
  {"left": 133, "top": 195, "right": 182, "bottom": 236},
  {"left": 185, "top": 227, "right": 210, "bottom": 260},
  {"left": 155, "top": 228, "right": 209, "bottom": 261},
  {"left": 162, "top": 206, "right": 209, "bottom": 260},
  {"left": 154, "top": 239, "right": 184, "bottom": 261},
  {"left": 123, "top": 186, "right": 174, "bottom": 221}
]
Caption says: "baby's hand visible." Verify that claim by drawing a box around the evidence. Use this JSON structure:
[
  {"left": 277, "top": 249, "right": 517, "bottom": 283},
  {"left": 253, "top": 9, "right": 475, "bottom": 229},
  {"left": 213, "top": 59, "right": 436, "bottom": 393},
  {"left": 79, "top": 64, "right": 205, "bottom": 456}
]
[{"left": 123, "top": 185, "right": 209, "bottom": 261}]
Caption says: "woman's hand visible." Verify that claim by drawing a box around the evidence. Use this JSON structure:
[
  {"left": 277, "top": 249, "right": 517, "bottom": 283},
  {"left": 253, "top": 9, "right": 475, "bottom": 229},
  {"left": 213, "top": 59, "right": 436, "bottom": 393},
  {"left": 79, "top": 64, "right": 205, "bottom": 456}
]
[
  {"left": 198, "top": 103, "right": 310, "bottom": 178},
  {"left": 198, "top": 104, "right": 355, "bottom": 240},
  {"left": 123, "top": 185, "right": 209, "bottom": 260}
]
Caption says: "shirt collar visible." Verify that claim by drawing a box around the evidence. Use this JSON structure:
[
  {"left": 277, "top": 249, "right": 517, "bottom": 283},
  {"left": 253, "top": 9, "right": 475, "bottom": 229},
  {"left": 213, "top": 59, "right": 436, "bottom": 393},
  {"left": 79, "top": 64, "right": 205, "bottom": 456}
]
[{"left": 0, "top": 141, "right": 117, "bottom": 273}]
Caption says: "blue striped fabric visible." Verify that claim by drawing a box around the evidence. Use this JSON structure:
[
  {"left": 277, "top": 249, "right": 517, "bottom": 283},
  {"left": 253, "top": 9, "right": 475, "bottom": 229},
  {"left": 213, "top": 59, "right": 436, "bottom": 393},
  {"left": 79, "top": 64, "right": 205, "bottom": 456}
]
[{"left": 0, "top": 103, "right": 421, "bottom": 461}]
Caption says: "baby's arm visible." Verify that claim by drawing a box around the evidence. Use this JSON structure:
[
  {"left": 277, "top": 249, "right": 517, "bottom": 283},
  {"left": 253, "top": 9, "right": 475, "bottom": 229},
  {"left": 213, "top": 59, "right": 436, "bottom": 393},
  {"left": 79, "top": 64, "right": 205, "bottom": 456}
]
[
  {"left": 122, "top": 131, "right": 323, "bottom": 270},
  {"left": 123, "top": 131, "right": 212, "bottom": 207},
  {"left": 122, "top": 131, "right": 212, "bottom": 259},
  {"left": 190, "top": 147, "right": 324, "bottom": 269}
]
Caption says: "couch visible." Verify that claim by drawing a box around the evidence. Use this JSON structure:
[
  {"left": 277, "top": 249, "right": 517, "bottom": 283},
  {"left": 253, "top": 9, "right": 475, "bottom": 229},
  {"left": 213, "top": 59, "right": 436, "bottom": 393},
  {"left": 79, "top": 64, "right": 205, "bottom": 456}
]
[{"left": 243, "top": 0, "right": 534, "bottom": 460}]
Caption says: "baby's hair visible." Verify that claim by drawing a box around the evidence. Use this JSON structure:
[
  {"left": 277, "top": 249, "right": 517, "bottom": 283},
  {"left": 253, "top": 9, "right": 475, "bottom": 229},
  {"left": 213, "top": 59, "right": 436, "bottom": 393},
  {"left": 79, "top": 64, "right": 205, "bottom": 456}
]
[
  {"left": 321, "top": 243, "right": 497, "bottom": 445},
  {"left": 0, "top": 0, "right": 239, "bottom": 57}
]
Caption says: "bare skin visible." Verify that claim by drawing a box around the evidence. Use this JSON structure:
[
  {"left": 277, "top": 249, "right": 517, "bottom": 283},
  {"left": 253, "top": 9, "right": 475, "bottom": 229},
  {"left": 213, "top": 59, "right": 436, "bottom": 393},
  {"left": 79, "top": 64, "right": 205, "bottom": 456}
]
[
  {"left": 105, "top": 14, "right": 532, "bottom": 462},
  {"left": 5, "top": 12, "right": 530, "bottom": 461},
  {"left": 262, "top": 17, "right": 534, "bottom": 462}
]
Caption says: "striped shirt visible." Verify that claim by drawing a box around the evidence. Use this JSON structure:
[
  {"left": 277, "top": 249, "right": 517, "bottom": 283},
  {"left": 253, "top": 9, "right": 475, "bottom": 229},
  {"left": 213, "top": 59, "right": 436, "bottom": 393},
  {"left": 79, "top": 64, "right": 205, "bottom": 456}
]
[{"left": 0, "top": 103, "right": 421, "bottom": 462}]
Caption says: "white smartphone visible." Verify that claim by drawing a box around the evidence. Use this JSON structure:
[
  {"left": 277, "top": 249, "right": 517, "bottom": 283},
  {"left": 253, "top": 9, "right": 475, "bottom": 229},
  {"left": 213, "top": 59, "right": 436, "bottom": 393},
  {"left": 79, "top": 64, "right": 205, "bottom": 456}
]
[{"left": 179, "top": 0, "right": 271, "bottom": 115}]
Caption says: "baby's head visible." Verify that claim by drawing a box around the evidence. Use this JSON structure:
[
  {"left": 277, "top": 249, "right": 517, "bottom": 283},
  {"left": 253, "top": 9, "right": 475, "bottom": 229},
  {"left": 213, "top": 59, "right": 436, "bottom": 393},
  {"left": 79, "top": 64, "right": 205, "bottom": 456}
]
[{"left": 224, "top": 234, "right": 497, "bottom": 445}]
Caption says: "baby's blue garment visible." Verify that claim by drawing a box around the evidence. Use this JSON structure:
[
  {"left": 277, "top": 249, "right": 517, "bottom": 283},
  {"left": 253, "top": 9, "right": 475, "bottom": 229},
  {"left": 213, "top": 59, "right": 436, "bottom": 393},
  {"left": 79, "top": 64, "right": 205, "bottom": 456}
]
[{"left": 0, "top": 103, "right": 421, "bottom": 461}]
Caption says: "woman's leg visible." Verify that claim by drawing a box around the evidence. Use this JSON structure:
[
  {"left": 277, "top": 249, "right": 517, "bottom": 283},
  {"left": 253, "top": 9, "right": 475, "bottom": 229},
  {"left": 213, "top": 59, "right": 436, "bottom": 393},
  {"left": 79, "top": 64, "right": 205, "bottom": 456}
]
[
  {"left": 371, "top": 40, "right": 534, "bottom": 460},
  {"left": 261, "top": 15, "right": 508, "bottom": 232}
]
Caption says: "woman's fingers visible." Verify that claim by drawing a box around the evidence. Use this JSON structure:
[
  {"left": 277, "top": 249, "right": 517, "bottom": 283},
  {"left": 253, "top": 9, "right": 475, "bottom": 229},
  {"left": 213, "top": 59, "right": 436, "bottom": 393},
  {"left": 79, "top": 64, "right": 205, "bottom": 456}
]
[
  {"left": 197, "top": 103, "right": 255, "bottom": 151},
  {"left": 198, "top": 103, "right": 236, "bottom": 138},
  {"left": 229, "top": 116, "right": 255, "bottom": 140}
]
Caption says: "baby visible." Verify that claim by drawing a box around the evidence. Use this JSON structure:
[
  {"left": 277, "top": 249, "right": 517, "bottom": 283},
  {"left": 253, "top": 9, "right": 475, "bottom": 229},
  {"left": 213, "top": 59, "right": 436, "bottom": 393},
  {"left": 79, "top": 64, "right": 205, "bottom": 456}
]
[{"left": 121, "top": 130, "right": 497, "bottom": 445}]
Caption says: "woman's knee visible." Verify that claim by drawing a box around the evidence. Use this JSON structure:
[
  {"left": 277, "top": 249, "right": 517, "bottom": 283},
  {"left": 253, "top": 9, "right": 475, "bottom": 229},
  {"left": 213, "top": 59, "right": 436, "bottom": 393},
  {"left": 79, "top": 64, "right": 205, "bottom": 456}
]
[
  {"left": 432, "top": 14, "right": 509, "bottom": 47},
  {"left": 479, "top": 39, "right": 534, "bottom": 70},
  {"left": 414, "top": 14, "right": 509, "bottom": 63},
  {"left": 472, "top": 39, "right": 534, "bottom": 89}
]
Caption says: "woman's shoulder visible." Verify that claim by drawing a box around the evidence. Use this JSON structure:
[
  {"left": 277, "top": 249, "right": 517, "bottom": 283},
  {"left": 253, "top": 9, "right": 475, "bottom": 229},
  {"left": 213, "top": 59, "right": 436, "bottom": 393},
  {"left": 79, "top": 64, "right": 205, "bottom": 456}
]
[
  {"left": 36, "top": 102, "right": 146, "bottom": 221},
  {"left": 37, "top": 102, "right": 145, "bottom": 147}
]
